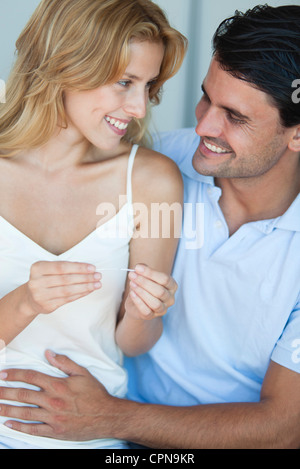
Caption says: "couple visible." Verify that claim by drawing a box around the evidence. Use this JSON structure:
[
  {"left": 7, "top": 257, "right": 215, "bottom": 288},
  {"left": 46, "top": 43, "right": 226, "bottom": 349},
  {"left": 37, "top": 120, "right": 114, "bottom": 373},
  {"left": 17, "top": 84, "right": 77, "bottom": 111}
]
[{"left": 0, "top": 0, "right": 299, "bottom": 449}]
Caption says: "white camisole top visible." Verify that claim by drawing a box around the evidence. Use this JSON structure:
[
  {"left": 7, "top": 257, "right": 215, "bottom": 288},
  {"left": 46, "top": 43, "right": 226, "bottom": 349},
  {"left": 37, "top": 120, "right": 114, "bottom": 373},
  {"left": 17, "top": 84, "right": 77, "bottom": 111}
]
[{"left": 0, "top": 145, "right": 138, "bottom": 449}]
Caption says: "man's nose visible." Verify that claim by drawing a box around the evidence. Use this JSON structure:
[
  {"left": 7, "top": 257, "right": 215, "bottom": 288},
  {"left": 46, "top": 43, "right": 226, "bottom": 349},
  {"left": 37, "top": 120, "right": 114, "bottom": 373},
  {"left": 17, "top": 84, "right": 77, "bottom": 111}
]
[{"left": 195, "top": 100, "right": 223, "bottom": 138}]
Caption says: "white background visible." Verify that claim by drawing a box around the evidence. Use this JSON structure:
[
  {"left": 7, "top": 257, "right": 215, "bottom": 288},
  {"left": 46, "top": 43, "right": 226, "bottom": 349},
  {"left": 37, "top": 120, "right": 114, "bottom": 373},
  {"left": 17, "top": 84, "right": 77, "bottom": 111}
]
[{"left": 1, "top": 0, "right": 299, "bottom": 131}]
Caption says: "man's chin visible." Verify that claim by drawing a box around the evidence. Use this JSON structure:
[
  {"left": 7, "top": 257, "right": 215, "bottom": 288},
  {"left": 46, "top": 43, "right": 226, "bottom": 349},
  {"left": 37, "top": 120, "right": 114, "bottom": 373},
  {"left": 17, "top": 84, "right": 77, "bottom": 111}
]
[
  {"left": 192, "top": 148, "right": 236, "bottom": 178},
  {"left": 192, "top": 151, "right": 217, "bottom": 177}
]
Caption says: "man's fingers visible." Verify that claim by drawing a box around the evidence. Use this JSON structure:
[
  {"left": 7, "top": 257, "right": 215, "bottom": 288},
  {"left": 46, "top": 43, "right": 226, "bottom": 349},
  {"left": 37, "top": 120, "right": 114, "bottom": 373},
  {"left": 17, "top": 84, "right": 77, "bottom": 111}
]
[
  {"left": 0, "top": 404, "right": 46, "bottom": 422},
  {"left": 45, "top": 351, "right": 90, "bottom": 377},
  {"left": 0, "top": 386, "right": 45, "bottom": 406},
  {"left": 3, "top": 420, "right": 54, "bottom": 439},
  {"left": 0, "top": 354, "right": 90, "bottom": 391},
  {"left": 0, "top": 369, "right": 53, "bottom": 391}
]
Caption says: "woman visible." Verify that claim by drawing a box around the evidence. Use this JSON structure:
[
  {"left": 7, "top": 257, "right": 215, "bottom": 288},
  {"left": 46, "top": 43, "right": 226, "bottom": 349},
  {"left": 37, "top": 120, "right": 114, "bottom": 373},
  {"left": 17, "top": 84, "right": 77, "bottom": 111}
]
[{"left": 0, "top": 0, "right": 187, "bottom": 449}]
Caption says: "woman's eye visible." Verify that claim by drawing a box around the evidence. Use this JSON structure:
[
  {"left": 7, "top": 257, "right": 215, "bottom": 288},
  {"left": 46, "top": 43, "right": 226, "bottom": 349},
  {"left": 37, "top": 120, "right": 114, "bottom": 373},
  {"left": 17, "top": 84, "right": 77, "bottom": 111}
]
[
  {"left": 117, "top": 80, "right": 131, "bottom": 88},
  {"left": 116, "top": 79, "right": 157, "bottom": 90},
  {"left": 146, "top": 80, "right": 157, "bottom": 89}
]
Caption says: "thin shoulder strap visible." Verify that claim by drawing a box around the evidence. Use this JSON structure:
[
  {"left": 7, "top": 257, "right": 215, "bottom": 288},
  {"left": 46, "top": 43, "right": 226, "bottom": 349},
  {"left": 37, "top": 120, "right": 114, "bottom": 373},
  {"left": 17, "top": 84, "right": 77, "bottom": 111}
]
[{"left": 126, "top": 144, "right": 139, "bottom": 205}]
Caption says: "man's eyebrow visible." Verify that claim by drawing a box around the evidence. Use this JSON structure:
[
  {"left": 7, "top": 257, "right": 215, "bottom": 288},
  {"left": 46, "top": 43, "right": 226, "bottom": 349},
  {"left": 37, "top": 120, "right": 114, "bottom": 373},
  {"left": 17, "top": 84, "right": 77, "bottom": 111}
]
[{"left": 201, "top": 83, "right": 251, "bottom": 122}]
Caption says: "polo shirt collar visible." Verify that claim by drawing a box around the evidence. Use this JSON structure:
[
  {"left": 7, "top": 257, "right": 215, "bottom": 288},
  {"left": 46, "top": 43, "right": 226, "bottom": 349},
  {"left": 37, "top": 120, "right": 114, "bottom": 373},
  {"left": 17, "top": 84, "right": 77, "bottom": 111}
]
[{"left": 274, "top": 193, "right": 300, "bottom": 232}]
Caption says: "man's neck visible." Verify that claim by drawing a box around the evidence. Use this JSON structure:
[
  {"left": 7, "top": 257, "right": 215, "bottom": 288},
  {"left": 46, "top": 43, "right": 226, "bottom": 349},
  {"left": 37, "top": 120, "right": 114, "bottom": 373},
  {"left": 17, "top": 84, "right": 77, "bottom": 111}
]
[{"left": 215, "top": 156, "right": 300, "bottom": 236}]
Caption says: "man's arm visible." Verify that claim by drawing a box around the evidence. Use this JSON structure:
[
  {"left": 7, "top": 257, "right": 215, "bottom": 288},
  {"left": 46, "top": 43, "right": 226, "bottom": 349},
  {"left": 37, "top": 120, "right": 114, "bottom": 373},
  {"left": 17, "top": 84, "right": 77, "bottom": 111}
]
[
  {"left": 0, "top": 352, "right": 299, "bottom": 449},
  {"left": 121, "top": 361, "right": 300, "bottom": 449}
]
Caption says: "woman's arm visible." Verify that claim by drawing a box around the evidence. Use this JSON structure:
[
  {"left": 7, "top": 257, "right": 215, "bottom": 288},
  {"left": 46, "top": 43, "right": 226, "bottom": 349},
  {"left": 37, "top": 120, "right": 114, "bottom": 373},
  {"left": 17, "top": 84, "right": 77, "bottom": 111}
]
[
  {"left": 0, "top": 284, "right": 38, "bottom": 346},
  {"left": 115, "top": 265, "right": 178, "bottom": 356},
  {"left": 115, "top": 149, "right": 183, "bottom": 356}
]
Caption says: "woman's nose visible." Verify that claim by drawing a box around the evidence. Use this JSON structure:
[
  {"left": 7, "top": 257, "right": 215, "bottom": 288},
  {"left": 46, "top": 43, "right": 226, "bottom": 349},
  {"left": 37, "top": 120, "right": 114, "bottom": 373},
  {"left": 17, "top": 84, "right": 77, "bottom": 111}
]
[{"left": 124, "top": 89, "right": 148, "bottom": 119}]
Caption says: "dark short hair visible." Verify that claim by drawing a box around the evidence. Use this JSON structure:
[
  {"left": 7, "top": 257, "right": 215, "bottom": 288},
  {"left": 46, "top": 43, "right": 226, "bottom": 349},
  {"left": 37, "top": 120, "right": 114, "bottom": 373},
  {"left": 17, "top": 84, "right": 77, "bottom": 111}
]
[{"left": 213, "top": 4, "right": 300, "bottom": 127}]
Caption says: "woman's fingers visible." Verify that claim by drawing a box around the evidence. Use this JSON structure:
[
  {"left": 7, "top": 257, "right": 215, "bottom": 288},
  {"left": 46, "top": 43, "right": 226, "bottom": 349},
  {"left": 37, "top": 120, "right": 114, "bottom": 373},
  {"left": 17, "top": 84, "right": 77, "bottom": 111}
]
[
  {"left": 131, "top": 276, "right": 174, "bottom": 305},
  {"left": 43, "top": 277, "right": 102, "bottom": 299},
  {"left": 46, "top": 290, "right": 98, "bottom": 311},
  {"left": 127, "top": 264, "right": 177, "bottom": 318},
  {"left": 30, "top": 261, "right": 96, "bottom": 278},
  {"left": 27, "top": 261, "right": 102, "bottom": 315},
  {"left": 129, "top": 267, "right": 176, "bottom": 303},
  {"left": 129, "top": 288, "right": 166, "bottom": 317},
  {"left": 134, "top": 264, "right": 177, "bottom": 293},
  {"left": 39, "top": 272, "right": 102, "bottom": 289}
]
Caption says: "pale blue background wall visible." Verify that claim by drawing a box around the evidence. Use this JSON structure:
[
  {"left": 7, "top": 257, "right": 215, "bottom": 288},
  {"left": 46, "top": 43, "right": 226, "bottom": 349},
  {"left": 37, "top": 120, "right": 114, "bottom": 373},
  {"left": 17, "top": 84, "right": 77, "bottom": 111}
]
[{"left": 1, "top": 0, "right": 299, "bottom": 131}]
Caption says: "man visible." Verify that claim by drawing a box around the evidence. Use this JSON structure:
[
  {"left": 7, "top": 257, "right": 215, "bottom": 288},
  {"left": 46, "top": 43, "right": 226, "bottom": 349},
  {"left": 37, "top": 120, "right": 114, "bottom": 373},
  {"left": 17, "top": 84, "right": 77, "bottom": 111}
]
[{"left": 0, "top": 4, "right": 299, "bottom": 448}]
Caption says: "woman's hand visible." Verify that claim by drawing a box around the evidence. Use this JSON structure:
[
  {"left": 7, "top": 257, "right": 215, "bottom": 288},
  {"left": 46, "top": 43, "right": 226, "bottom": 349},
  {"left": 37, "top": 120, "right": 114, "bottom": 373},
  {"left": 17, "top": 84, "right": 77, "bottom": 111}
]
[
  {"left": 125, "top": 264, "right": 177, "bottom": 321},
  {"left": 24, "top": 261, "right": 102, "bottom": 317}
]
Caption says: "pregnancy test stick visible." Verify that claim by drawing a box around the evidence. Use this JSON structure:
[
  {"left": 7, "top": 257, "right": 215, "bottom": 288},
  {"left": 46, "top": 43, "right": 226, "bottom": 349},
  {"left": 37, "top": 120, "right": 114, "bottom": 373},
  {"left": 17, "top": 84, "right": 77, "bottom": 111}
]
[{"left": 96, "top": 268, "right": 135, "bottom": 272}]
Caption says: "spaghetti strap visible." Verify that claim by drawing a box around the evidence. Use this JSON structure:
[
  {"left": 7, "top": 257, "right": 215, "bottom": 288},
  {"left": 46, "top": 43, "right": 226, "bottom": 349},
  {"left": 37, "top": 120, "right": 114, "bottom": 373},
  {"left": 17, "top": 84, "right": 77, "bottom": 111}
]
[{"left": 126, "top": 144, "right": 139, "bottom": 206}]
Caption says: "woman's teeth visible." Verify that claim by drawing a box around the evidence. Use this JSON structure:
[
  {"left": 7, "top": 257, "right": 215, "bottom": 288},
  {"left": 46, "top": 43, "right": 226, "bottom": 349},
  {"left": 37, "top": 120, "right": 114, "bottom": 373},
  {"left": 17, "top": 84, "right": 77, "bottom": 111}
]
[
  {"left": 105, "top": 116, "right": 128, "bottom": 130},
  {"left": 204, "top": 140, "right": 228, "bottom": 154}
]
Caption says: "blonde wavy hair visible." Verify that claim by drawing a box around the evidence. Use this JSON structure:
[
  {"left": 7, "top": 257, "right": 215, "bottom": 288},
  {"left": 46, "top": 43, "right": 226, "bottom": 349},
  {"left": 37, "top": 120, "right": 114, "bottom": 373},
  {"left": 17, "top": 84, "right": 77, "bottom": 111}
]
[{"left": 0, "top": 0, "right": 187, "bottom": 157}]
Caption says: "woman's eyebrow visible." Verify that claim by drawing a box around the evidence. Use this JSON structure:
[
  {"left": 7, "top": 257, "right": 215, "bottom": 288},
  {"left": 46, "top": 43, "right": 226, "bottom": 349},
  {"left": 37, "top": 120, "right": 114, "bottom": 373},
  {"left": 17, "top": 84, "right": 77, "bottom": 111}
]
[{"left": 123, "top": 73, "right": 159, "bottom": 82}]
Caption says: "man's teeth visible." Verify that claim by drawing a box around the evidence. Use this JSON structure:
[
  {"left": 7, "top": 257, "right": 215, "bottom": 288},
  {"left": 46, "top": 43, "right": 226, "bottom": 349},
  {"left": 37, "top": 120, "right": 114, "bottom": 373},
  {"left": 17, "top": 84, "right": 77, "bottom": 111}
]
[
  {"left": 204, "top": 140, "right": 228, "bottom": 154},
  {"left": 105, "top": 116, "right": 128, "bottom": 130}
]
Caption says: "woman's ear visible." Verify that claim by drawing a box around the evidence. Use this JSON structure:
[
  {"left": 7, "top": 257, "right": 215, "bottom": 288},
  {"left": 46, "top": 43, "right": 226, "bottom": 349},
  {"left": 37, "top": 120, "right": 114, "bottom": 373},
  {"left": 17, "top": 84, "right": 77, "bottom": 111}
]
[{"left": 288, "top": 126, "right": 300, "bottom": 153}]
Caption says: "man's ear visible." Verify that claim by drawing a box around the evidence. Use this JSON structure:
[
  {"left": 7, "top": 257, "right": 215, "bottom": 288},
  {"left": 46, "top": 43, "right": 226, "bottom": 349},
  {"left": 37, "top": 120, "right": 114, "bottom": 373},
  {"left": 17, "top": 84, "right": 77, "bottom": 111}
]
[{"left": 288, "top": 126, "right": 300, "bottom": 152}]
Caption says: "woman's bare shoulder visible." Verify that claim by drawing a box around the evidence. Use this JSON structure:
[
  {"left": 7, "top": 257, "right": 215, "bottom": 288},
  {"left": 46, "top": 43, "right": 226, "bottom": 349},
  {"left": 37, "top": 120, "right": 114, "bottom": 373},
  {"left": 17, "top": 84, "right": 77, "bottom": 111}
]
[{"left": 133, "top": 146, "right": 183, "bottom": 203}]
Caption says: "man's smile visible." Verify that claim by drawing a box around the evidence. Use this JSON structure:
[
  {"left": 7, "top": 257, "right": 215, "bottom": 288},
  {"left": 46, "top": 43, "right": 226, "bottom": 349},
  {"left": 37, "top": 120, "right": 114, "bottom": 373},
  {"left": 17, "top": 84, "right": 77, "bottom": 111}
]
[{"left": 203, "top": 138, "right": 231, "bottom": 154}]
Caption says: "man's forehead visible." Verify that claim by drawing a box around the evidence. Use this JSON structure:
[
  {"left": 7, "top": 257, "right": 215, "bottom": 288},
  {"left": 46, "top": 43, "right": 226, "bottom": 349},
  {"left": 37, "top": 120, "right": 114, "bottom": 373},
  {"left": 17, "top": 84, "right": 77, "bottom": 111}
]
[{"left": 203, "top": 58, "right": 278, "bottom": 120}]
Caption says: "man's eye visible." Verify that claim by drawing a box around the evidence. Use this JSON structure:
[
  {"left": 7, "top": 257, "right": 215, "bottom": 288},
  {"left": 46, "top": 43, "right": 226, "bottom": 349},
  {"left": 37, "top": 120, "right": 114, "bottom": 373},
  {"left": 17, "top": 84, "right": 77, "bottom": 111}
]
[{"left": 227, "top": 112, "right": 246, "bottom": 126}]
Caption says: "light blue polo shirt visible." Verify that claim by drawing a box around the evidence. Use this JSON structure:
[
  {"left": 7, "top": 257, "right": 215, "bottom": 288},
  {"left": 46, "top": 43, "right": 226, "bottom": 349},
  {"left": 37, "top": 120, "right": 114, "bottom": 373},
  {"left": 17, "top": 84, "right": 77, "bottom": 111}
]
[{"left": 125, "top": 128, "right": 300, "bottom": 406}]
